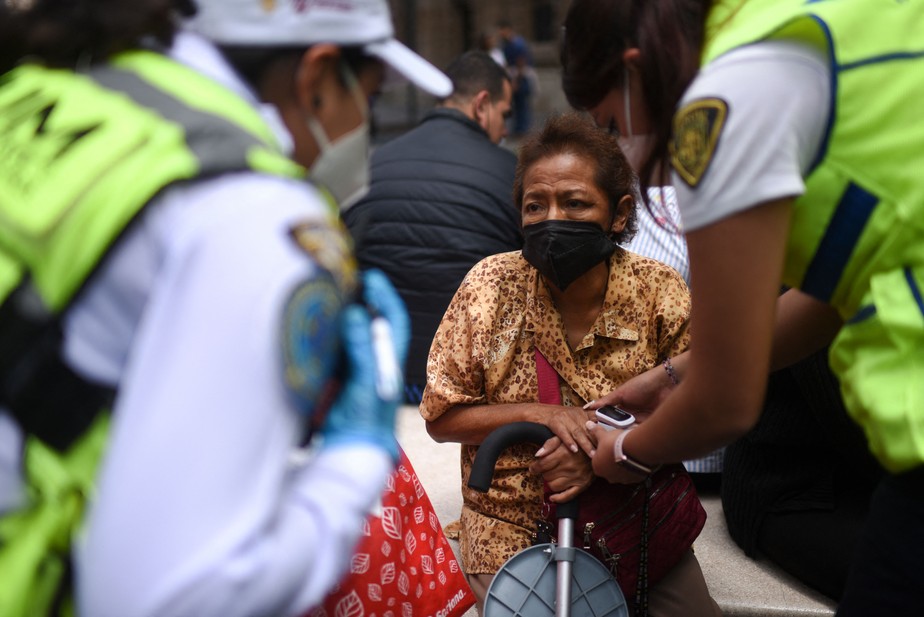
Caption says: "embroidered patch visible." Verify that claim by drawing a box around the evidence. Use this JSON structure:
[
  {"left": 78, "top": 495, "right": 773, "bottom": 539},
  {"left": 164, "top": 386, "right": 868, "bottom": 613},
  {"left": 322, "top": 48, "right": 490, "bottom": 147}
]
[
  {"left": 289, "top": 220, "right": 359, "bottom": 296},
  {"left": 281, "top": 276, "right": 343, "bottom": 417},
  {"left": 670, "top": 98, "right": 728, "bottom": 188}
]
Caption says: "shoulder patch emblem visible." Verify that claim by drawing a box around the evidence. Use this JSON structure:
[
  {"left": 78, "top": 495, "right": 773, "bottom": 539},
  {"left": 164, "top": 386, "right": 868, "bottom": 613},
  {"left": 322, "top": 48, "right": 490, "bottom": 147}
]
[
  {"left": 281, "top": 276, "right": 343, "bottom": 417},
  {"left": 289, "top": 220, "right": 359, "bottom": 296},
  {"left": 670, "top": 98, "right": 728, "bottom": 188}
]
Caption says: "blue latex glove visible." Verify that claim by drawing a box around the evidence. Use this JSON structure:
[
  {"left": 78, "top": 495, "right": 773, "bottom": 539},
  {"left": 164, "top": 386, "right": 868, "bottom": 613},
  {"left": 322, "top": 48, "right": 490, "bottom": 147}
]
[{"left": 321, "top": 270, "right": 409, "bottom": 461}]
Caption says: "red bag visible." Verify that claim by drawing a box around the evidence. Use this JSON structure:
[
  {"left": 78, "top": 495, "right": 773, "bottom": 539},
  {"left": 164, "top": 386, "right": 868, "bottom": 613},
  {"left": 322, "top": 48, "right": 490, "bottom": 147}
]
[
  {"left": 542, "top": 465, "right": 706, "bottom": 597},
  {"left": 534, "top": 349, "right": 706, "bottom": 608},
  {"left": 308, "top": 447, "right": 475, "bottom": 617}
]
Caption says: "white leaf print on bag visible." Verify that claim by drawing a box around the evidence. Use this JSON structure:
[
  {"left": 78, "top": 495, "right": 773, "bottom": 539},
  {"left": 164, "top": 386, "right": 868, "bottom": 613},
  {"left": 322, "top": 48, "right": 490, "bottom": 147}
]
[
  {"left": 381, "top": 506, "right": 402, "bottom": 540},
  {"left": 334, "top": 591, "right": 364, "bottom": 617},
  {"left": 398, "top": 571, "right": 410, "bottom": 595},
  {"left": 351, "top": 553, "right": 370, "bottom": 574},
  {"left": 368, "top": 583, "right": 382, "bottom": 602},
  {"left": 381, "top": 562, "right": 396, "bottom": 585}
]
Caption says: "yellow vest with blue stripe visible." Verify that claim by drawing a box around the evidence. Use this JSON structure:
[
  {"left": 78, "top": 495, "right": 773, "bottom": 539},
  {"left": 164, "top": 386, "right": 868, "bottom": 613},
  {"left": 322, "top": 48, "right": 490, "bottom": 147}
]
[
  {"left": 701, "top": 0, "right": 924, "bottom": 472},
  {"left": 0, "top": 50, "right": 305, "bottom": 617}
]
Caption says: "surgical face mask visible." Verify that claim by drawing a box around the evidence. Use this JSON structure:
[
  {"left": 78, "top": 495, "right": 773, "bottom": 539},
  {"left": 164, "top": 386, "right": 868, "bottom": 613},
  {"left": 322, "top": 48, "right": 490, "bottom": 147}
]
[
  {"left": 618, "top": 133, "right": 657, "bottom": 172},
  {"left": 305, "top": 64, "right": 371, "bottom": 211},
  {"left": 522, "top": 219, "right": 617, "bottom": 291}
]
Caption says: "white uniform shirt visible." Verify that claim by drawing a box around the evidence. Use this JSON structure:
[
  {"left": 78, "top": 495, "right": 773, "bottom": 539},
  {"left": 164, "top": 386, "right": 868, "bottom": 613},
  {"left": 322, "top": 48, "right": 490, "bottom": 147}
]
[
  {"left": 673, "top": 40, "right": 831, "bottom": 231},
  {"left": 1, "top": 32, "right": 391, "bottom": 617}
]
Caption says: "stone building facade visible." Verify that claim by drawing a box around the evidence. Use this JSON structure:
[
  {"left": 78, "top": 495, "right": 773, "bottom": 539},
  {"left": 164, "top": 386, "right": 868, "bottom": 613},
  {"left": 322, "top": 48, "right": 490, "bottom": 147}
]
[{"left": 375, "top": 0, "right": 573, "bottom": 137}]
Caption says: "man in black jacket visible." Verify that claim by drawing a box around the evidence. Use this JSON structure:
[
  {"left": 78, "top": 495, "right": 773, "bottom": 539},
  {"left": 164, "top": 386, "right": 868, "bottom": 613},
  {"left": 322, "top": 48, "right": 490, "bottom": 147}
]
[{"left": 344, "top": 51, "right": 520, "bottom": 404}]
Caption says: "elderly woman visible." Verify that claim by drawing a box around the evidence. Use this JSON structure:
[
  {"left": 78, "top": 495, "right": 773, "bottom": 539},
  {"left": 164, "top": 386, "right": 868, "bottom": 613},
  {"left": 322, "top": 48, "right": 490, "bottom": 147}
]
[{"left": 420, "top": 113, "right": 718, "bottom": 616}]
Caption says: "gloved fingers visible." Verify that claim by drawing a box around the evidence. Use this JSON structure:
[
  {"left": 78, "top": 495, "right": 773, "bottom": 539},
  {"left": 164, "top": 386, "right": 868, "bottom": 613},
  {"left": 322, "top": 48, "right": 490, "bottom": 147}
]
[
  {"left": 339, "top": 304, "right": 377, "bottom": 386},
  {"left": 360, "top": 269, "right": 410, "bottom": 363}
]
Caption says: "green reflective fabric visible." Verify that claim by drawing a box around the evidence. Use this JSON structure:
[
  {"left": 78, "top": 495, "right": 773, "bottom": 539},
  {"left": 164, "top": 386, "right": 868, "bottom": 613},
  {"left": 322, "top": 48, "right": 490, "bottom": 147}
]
[
  {"left": 701, "top": 0, "right": 924, "bottom": 471},
  {"left": 0, "top": 50, "right": 306, "bottom": 614},
  {"left": 0, "top": 414, "right": 109, "bottom": 617},
  {"left": 0, "top": 51, "right": 304, "bottom": 312}
]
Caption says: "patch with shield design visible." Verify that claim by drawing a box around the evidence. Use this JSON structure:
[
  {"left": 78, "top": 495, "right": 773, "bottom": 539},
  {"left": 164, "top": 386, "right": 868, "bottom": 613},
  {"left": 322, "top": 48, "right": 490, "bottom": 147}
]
[
  {"left": 288, "top": 220, "right": 358, "bottom": 296},
  {"left": 670, "top": 98, "right": 728, "bottom": 188},
  {"left": 281, "top": 275, "right": 342, "bottom": 420}
]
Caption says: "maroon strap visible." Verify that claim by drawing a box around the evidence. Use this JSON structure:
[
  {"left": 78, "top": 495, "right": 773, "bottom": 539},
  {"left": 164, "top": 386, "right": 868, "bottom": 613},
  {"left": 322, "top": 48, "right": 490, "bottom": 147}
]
[{"left": 534, "top": 348, "right": 562, "bottom": 405}]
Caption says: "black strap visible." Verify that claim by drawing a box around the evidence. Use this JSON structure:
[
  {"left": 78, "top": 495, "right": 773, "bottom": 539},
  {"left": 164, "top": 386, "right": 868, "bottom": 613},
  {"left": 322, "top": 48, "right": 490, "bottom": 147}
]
[
  {"left": 634, "top": 476, "right": 652, "bottom": 617},
  {"left": 6, "top": 344, "right": 114, "bottom": 452},
  {"left": 1, "top": 282, "right": 114, "bottom": 452}
]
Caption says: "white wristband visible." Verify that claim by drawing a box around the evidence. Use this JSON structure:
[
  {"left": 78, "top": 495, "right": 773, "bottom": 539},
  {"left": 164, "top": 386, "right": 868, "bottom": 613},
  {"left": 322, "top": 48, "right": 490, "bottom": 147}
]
[{"left": 613, "top": 429, "right": 655, "bottom": 476}]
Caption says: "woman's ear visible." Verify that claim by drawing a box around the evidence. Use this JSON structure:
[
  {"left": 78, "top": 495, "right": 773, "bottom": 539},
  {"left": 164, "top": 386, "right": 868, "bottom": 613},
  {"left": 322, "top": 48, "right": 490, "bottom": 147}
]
[
  {"left": 622, "top": 47, "right": 642, "bottom": 71},
  {"left": 294, "top": 44, "right": 341, "bottom": 114},
  {"left": 610, "top": 194, "right": 634, "bottom": 234}
]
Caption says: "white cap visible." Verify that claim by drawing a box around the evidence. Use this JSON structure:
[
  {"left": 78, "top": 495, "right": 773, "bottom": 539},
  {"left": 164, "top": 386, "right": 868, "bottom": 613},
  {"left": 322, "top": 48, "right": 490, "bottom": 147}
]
[{"left": 187, "top": 0, "right": 452, "bottom": 97}]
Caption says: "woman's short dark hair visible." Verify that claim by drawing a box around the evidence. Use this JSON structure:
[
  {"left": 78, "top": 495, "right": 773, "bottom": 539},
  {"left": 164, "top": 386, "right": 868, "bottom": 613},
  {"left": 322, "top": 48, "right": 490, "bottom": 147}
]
[
  {"left": 0, "top": 0, "right": 181, "bottom": 74},
  {"left": 560, "top": 0, "right": 710, "bottom": 194},
  {"left": 513, "top": 111, "right": 639, "bottom": 244}
]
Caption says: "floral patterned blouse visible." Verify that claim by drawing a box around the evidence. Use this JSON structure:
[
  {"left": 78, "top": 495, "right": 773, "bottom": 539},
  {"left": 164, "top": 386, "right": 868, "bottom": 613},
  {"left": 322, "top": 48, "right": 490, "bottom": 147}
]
[{"left": 419, "top": 248, "right": 692, "bottom": 574}]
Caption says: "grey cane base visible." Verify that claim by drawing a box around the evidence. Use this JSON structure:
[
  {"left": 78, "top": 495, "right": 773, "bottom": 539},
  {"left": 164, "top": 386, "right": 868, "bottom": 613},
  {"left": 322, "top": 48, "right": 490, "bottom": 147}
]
[{"left": 484, "top": 543, "right": 629, "bottom": 617}]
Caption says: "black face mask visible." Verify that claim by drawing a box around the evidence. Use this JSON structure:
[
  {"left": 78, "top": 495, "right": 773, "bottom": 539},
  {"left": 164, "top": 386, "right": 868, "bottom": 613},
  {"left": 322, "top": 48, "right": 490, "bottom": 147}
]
[{"left": 522, "top": 219, "right": 617, "bottom": 291}]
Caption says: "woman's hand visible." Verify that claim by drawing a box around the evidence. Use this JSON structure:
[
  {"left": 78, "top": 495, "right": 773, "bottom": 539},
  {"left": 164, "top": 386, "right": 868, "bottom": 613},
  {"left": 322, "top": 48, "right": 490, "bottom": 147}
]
[
  {"left": 584, "top": 423, "right": 650, "bottom": 484},
  {"left": 526, "top": 406, "right": 597, "bottom": 502},
  {"left": 544, "top": 405, "right": 598, "bottom": 457},
  {"left": 583, "top": 357, "right": 682, "bottom": 421},
  {"left": 529, "top": 435, "right": 595, "bottom": 503}
]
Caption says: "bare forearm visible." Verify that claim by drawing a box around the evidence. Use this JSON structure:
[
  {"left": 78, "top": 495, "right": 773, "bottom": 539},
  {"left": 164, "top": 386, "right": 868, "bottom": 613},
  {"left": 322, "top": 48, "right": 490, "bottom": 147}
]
[
  {"left": 657, "top": 291, "right": 841, "bottom": 383},
  {"left": 770, "top": 288, "right": 842, "bottom": 371},
  {"left": 425, "top": 403, "right": 559, "bottom": 445},
  {"left": 623, "top": 200, "right": 788, "bottom": 465},
  {"left": 627, "top": 377, "right": 757, "bottom": 465}
]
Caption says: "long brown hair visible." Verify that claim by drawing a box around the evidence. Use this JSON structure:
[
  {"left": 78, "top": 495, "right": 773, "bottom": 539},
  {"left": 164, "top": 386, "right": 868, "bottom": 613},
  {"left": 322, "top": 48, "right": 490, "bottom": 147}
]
[
  {"left": 0, "top": 0, "right": 187, "bottom": 74},
  {"left": 560, "top": 0, "right": 711, "bottom": 197}
]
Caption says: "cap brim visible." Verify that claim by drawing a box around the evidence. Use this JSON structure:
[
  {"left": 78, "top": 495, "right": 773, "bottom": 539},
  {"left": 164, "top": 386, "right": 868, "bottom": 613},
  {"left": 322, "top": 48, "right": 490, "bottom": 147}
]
[{"left": 363, "top": 38, "right": 452, "bottom": 98}]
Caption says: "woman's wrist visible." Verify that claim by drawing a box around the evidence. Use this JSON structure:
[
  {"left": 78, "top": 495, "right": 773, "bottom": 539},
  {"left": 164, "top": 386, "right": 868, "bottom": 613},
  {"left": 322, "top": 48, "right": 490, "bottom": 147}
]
[{"left": 612, "top": 428, "right": 657, "bottom": 476}]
